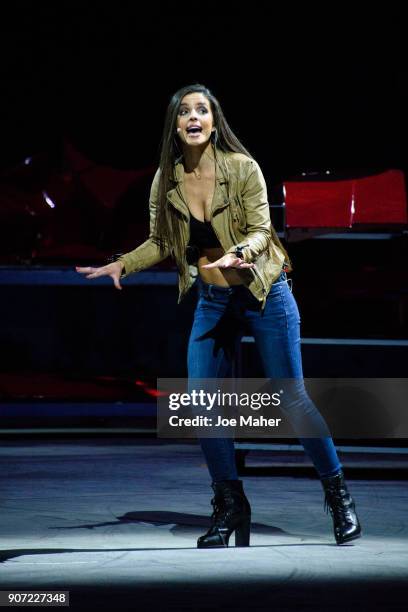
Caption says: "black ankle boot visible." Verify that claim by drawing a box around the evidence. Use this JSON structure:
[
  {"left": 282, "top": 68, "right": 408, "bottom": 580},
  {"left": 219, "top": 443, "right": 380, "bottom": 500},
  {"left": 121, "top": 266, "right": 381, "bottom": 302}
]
[
  {"left": 321, "top": 469, "right": 362, "bottom": 545},
  {"left": 197, "top": 479, "right": 251, "bottom": 548}
]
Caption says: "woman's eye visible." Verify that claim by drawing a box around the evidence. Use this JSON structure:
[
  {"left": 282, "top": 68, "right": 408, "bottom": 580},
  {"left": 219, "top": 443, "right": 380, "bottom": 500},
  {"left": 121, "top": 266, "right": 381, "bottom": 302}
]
[{"left": 179, "top": 107, "right": 208, "bottom": 116}]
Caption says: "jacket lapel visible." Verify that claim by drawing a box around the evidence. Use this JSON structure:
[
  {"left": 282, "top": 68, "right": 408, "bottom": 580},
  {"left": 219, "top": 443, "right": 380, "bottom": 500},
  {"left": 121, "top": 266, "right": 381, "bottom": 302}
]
[
  {"left": 166, "top": 147, "right": 231, "bottom": 218},
  {"left": 211, "top": 150, "right": 231, "bottom": 216},
  {"left": 166, "top": 186, "right": 189, "bottom": 217}
]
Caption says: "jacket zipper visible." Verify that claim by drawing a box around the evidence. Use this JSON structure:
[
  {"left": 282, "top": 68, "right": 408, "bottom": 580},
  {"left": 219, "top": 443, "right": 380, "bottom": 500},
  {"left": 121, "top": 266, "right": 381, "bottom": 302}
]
[
  {"left": 175, "top": 185, "right": 193, "bottom": 299},
  {"left": 251, "top": 263, "right": 267, "bottom": 295}
]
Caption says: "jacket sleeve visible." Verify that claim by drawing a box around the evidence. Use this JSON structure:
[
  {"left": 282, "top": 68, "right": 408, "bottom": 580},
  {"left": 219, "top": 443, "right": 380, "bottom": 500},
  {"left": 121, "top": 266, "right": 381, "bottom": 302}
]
[
  {"left": 226, "top": 159, "right": 272, "bottom": 263},
  {"left": 116, "top": 168, "right": 171, "bottom": 277}
]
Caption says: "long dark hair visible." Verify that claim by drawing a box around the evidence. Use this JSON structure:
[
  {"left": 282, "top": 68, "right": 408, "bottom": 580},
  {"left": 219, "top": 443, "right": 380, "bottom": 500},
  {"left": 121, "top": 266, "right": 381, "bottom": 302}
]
[{"left": 154, "top": 84, "right": 253, "bottom": 260}]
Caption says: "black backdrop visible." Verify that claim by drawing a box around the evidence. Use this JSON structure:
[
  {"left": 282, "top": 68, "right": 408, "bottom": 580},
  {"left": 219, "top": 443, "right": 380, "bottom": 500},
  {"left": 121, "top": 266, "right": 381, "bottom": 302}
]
[{"left": 1, "top": 3, "right": 406, "bottom": 178}]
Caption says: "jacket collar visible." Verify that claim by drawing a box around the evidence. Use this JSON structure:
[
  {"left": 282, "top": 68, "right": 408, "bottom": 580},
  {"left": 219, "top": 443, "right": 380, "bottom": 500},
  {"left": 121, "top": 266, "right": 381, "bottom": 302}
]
[{"left": 166, "top": 146, "right": 230, "bottom": 217}]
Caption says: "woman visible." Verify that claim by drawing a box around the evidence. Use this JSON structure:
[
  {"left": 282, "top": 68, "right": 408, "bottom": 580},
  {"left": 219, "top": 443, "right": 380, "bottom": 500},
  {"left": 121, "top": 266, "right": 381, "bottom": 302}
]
[{"left": 76, "top": 83, "right": 361, "bottom": 548}]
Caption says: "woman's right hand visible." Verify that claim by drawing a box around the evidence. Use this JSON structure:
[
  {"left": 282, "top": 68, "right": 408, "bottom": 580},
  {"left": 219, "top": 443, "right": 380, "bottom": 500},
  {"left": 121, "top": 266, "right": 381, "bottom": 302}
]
[{"left": 75, "top": 261, "right": 125, "bottom": 290}]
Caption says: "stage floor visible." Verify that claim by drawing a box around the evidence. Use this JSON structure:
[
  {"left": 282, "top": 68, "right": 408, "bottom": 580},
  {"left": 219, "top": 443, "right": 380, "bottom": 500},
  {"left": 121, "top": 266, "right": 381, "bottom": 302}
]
[{"left": 0, "top": 438, "right": 407, "bottom": 611}]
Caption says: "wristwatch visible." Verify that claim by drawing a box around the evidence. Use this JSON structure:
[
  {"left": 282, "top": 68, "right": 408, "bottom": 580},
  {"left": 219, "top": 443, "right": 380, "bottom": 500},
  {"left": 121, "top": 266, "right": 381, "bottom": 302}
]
[{"left": 234, "top": 245, "right": 248, "bottom": 260}]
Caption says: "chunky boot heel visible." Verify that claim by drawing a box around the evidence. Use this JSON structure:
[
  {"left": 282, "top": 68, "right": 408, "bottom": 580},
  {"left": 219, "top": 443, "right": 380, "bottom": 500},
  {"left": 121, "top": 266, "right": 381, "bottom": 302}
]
[
  {"left": 321, "top": 469, "right": 362, "bottom": 545},
  {"left": 197, "top": 479, "right": 251, "bottom": 549},
  {"left": 235, "top": 515, "right": 251, "bottom": 547}
]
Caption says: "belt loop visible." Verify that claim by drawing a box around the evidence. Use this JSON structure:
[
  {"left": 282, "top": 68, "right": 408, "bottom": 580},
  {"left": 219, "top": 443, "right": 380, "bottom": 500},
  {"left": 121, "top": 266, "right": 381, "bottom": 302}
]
[{"left": 208, "top": 285, "right": 213, "bottom": 299}]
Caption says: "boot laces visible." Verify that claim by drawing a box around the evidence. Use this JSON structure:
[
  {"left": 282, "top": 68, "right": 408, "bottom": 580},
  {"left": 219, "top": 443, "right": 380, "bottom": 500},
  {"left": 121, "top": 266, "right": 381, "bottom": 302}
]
[
  {"left": 210, "top": 494, "right": 236, "bottom": 526},
  {"left": 324, "top": 488, "right": 354, "bottom": 524}
]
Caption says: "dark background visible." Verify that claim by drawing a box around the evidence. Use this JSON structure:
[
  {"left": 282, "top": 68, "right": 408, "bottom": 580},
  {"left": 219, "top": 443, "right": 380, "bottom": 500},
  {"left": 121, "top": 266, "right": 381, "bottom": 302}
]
[{"left": 1, "top": 3, "right": 406, "bottom": 176}]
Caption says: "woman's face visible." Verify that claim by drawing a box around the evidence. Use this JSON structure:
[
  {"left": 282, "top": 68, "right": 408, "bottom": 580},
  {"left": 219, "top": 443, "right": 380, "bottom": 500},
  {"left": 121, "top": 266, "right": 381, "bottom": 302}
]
[{"left": 176, "top": 92, "right": 215, "bottom": 147}]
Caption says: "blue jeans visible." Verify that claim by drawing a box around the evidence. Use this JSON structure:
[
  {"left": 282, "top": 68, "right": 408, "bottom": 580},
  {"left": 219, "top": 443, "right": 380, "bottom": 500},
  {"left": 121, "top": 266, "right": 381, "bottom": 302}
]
[{"left": 187, "top": 272, "right": 342, "bottom": 482}]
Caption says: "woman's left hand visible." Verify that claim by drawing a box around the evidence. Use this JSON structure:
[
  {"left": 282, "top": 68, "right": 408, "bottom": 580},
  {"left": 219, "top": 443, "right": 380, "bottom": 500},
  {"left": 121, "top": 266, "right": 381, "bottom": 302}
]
[{"left": 201, "top": 253, "right": 255, "bottom": 269}]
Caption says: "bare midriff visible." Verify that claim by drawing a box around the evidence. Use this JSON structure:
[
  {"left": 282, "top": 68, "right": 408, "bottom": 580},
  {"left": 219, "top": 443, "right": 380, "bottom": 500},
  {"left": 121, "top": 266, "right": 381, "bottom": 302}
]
[{"left": 197, "top": 247, "right": 246, "bottom": 287}]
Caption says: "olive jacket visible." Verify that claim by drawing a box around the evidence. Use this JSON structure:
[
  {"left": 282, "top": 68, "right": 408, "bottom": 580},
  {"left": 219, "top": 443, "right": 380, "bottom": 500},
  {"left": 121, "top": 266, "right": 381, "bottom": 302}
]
[{"left": 117, "top": 147, "right": 292, "bottom": 309}]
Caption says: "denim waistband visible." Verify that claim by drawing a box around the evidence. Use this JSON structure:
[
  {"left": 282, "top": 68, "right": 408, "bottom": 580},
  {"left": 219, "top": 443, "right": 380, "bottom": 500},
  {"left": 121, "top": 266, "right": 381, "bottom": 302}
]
[{"left": 198, "top": 270, "right": 288, "bottom": 298}]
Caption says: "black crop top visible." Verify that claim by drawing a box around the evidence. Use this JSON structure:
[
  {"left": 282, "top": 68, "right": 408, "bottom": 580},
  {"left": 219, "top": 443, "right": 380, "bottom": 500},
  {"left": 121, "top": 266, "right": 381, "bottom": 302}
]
[
  {"left": 185, "top": 215, "right": 222, "bottom": 265},
  {"left": 188, "top": 215, "right": 221, "bottom": 249}
]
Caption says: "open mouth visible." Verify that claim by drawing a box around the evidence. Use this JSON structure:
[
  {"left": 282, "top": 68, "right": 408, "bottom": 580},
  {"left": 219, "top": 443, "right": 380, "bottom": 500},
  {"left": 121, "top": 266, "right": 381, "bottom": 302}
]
[{"left": 186, "top": 126, "right": 202, "bottom": 135}]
